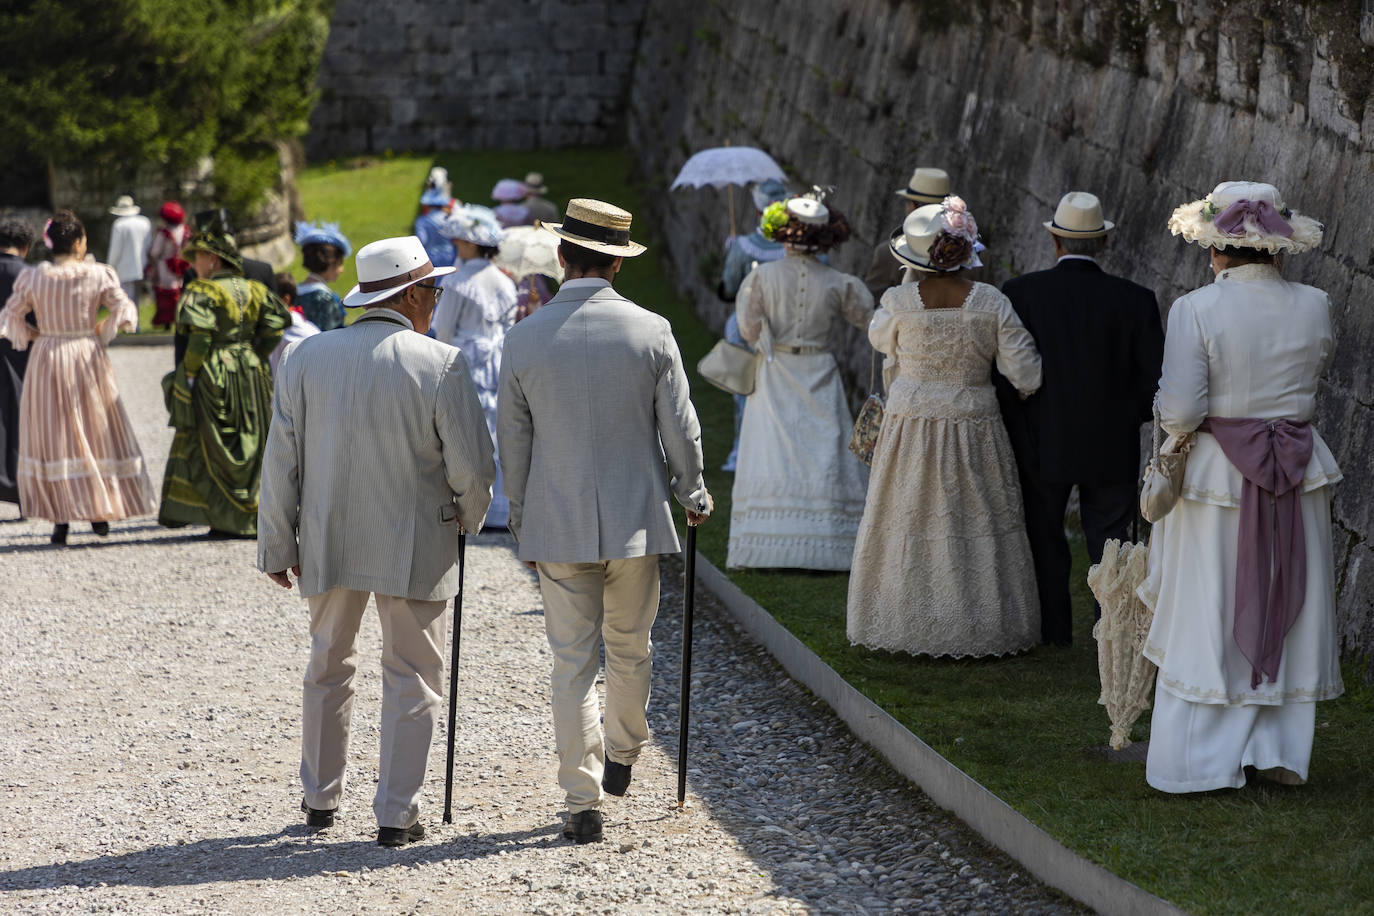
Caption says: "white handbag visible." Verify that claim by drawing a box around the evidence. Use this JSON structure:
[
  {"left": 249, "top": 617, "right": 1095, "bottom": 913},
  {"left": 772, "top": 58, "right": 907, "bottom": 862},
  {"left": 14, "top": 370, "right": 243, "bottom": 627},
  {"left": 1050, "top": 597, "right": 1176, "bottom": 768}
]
[
  {"left": 1139, "top": 401, "right": 1195, "bottom": 524},
  {"left": 697, "top": 338, "right": 760, "bottom": 396}
]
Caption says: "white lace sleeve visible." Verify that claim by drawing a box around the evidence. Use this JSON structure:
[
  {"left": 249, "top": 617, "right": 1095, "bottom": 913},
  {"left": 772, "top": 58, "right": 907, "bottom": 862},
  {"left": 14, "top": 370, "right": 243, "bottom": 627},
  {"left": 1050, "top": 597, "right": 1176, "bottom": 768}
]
[
  {"left": 1157, "top": 294, "right": 1208, "bottom": 436},
  {"left": 992, "top": 291, "right": 1041, "bottom": 397}
]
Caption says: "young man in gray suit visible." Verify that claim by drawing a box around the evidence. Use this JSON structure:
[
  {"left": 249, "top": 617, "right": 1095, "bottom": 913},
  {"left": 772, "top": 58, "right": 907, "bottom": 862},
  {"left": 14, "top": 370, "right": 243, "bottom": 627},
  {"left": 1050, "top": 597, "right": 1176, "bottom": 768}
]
[
  {"left": 258, "top": 236, "right": 496, "bottom": 847},
  {"left": 498, "top": 199, "right": 712, "bottom": 845}
]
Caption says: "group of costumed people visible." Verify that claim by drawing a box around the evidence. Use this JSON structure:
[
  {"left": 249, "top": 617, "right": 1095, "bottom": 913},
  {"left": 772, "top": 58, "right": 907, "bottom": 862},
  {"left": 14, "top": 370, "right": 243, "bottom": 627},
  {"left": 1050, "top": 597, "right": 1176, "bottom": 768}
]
[{"left": 713, "top": 167, "right": 1343, "bottom": 794}]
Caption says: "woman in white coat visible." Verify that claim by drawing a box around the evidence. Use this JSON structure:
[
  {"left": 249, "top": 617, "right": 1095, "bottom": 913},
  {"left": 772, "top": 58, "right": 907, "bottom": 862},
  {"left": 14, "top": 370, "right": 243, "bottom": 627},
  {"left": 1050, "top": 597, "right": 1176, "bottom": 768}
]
[
  {"left": 1140, "top": 181, "right": 1344, "bottom": 793},
  {"left": 432, "top": 204, "right": 519, "bottom": 528}
]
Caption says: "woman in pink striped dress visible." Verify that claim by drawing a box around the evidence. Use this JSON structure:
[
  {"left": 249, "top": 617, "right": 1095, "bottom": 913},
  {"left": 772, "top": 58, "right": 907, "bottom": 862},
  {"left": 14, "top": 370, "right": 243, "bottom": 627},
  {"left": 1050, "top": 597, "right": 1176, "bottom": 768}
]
[{"left": 0, "top": 210, "right": 155, "bottom": 544}]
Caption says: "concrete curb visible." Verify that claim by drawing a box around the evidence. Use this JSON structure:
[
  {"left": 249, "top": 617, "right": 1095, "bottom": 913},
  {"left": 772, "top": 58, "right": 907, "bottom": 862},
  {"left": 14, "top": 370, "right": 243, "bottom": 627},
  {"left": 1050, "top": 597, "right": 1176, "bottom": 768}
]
[{"left": 694, "top": 553, "right": 1189, "bottom": 916}]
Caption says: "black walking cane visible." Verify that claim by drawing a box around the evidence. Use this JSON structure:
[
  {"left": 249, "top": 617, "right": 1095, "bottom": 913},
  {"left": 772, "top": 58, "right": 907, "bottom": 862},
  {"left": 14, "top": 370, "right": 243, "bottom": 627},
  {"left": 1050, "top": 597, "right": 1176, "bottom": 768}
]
[
  {"left": 442, "top": 532, "right": 466, "bottom": 825},
  {"left": 677, "top": 519, "right": 699, "bottom": 809}
]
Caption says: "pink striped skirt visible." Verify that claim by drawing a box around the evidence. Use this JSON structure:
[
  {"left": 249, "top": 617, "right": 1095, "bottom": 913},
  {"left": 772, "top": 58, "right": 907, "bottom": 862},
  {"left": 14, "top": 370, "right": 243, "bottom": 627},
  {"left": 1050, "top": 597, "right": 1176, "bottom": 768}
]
[{"left": 17, "top": 334, "right": 154, "bottom": 522}]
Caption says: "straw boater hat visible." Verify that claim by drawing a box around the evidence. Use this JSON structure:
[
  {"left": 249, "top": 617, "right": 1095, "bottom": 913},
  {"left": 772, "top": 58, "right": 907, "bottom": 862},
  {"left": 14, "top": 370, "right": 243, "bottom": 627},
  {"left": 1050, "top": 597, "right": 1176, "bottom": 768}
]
[
  {"left": 343, "top": 236, "right": 457, "bottom": 308},
  {"left": 890, "top": 197, "right": 983, "bottom": 273},
  {"left": 538, "top": 198, "right": 646, "bottom": 258},
  {"left": 895, "top": 167, "right": 951, "bottom": 204},
  {"left": 1168, "top": 180, "right": 1323, "bottom": 254},
  {"left": 109, "top": 195, "right": 140, "bottom": 217},
  {"left": 1044, "top": 191, "right": 1114, "bottom": 238},
  {"left": 523, "top": 172, "right": 548, "bottom": 195}
]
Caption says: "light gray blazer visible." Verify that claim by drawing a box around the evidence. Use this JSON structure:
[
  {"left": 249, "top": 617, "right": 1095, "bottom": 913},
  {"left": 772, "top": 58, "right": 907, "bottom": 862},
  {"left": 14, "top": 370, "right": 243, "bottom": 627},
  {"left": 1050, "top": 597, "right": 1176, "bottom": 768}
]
[
  {"left": 497, "top": 281, "right": 707, "bottom": 563},
  {"left": 257, "top": 308, "right": 496, "bottom": 600}
]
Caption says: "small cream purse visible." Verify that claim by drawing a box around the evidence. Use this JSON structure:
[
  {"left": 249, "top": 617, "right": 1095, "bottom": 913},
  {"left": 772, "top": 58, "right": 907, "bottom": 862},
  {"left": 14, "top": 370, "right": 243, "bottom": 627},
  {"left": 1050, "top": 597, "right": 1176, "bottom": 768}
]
[
  {"left": 1139, "top": 401, "right": 1194, "bottom": 523},
  {"left": 697, "top": 338, "right": 760, "bottom": 396}
]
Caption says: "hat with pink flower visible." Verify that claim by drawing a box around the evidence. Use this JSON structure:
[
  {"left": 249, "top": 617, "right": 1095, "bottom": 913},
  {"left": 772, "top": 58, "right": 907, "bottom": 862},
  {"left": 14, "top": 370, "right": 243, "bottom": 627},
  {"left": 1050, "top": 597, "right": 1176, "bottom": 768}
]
[{"left": 889, "top": 196, "right": 983, "bottom": 273}]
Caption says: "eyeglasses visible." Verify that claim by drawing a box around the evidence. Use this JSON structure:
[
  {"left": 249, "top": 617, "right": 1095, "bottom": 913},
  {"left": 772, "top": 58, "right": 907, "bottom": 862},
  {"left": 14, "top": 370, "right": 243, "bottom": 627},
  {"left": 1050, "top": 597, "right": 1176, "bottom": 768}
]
[{"left": 415, "top": 282, "right": 443, "bottom": 301}]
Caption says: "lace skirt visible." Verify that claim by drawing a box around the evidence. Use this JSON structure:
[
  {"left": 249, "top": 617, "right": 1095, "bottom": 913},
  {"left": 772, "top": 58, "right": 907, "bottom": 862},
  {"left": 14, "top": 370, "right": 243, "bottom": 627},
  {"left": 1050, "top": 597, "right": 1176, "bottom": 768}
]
[
  {"left": 846, "top": 406, "right": 1039, "bottom": 658},
  {"left": 727, "top": 352, "right": 867, "bottom": 570}
]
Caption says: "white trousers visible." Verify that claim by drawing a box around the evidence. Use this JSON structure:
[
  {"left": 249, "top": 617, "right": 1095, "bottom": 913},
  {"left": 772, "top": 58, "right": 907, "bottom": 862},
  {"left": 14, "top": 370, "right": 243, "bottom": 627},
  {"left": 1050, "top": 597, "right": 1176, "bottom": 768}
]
[
  {"left": 300, "top": 588, "right": 446, "bottom": 828},
  {"left": 537, "top": 555, "right": 660, "bottom": 813}
]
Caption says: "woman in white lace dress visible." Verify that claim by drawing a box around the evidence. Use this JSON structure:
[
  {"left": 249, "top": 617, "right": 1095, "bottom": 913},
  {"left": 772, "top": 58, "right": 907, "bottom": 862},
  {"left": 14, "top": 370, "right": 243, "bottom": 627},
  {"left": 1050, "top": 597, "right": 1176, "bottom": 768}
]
[
  {"left": 847, "top": 199, "right": 1042, "bottom": 657},
  {"left": 727, "top": 194, "right": 873, "bottom": 570}
]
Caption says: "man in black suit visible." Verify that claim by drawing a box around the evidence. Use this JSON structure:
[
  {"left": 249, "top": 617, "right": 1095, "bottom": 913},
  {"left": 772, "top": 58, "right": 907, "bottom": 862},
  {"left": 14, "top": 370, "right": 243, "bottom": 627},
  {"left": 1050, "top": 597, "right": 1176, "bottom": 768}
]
[
  {"left": 1000, "top": 192, "right": 1164, "bottom": 646},
  {"left": 0, "top": 216, "right": 35, "bottom": 509}
]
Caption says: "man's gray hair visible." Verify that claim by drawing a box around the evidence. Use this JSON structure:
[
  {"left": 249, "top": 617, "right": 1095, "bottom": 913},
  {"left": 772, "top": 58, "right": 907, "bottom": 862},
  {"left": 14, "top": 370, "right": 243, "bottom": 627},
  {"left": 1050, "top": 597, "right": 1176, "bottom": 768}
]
[{"left": 1057, "top": 234, "right": 1108, "bottom": 257}]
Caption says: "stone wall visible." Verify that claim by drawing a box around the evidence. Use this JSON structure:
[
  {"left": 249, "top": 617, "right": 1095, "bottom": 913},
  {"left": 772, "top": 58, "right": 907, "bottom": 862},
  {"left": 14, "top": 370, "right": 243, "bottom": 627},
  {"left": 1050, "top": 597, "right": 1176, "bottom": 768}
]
[
  {"left": 307, "top": 0, "right": 649, "bottom": 157},
  {"left": 623, "top": 0, "right": 1374, "bottom": 659}
]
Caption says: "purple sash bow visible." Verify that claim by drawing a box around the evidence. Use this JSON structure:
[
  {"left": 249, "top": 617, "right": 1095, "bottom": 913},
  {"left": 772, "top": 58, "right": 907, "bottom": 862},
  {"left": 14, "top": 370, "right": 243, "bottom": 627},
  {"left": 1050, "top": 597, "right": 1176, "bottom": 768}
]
[
  {"left": 1212, "top": 199, "right": 1293, "bottom": 239},
  {"left": 1198, "top": 417, "right": 1313, "bottom": 689}
]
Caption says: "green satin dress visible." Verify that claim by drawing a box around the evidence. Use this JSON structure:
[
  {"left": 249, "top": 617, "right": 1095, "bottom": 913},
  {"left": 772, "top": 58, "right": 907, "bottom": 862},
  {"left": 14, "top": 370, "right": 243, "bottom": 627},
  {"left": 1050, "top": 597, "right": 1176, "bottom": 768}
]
[{"left": 159, "top": 272, "right": 289, "bottom": 535}]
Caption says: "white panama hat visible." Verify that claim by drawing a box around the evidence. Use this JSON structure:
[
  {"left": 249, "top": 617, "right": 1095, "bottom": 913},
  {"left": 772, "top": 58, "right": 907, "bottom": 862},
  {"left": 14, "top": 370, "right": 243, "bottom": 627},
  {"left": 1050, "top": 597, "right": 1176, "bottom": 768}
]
[
  {"left": 109, "top": 195, "right": 140, "bottom": 217},
  {"left": 895, "top": 167, "right": 950, "bottom": 204},
  {"left": 538, "top": 198, "right": 646, "bottom": 258},
  {"left": 343, "top": 235, "right": 457, "bottom": 308},
  {"left": 1044, "top": 191, "right": 1114, "bottom": 238},
  {"left": 1168, "top": 180, "right": 1323, "bottom": 254}
]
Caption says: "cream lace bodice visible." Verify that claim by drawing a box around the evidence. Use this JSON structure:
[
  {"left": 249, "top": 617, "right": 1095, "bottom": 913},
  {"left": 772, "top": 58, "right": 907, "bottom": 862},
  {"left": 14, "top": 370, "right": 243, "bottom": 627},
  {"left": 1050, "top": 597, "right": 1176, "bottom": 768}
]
[{"left": 870, "top": 281, "right": 1041, "bottom": 420}]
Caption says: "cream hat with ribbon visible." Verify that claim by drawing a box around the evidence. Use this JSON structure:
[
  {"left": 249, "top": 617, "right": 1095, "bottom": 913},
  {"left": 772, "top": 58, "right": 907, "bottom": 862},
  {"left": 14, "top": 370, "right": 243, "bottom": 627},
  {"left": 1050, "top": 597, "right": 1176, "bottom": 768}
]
[
  {"left": 895, "top": 167, "right": 950, "bottom": 204},
  {"left": 1044, "top": 191, "right": 1114, "bottom": 238},
  {"left": 1168, "top": 180, "right": 1323, "bottom": 254},
  {"left": 538, "top": 198, "right": 646, "bottom": 258},
  {"left": 889, "top": 200, "right": 983, "bottom": 273},
  {"left": 343, "top": 235, "right": 457, "bottom": 308}
]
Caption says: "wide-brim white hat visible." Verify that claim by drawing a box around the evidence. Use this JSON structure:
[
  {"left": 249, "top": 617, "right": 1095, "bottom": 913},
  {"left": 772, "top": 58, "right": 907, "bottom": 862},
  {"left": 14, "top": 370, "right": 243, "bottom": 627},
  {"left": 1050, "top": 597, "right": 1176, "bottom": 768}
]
[
  {"left": 1044, "top": 191, "right": 1114, "bottom": 238},
  {"left": 889, "top": 203, "right": 981, "bottom": 273},
  {"left": 109, "top": 195, "right": 140, "bottom": 217},
  {"left": 1168, "top": 180, "right": 1323, "bottom": 254},
  {"left": 440, "top": 204, "right": 505, "bottom": 247},
  {"left": 538, "top": 197, "right": 646, "bottom": 258},
  {"left": 343, "top": 235, "right": 456, "bottom": 308},
  {"left": 895, "top": 167, "right": 950, "bottom": 203}
]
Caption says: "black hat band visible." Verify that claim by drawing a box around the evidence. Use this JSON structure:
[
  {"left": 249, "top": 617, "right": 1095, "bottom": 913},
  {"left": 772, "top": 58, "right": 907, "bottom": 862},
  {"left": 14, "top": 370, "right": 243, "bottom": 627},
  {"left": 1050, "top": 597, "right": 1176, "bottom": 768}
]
[{"left": 560, "top": 215, "right": 631, "bottom": 246}]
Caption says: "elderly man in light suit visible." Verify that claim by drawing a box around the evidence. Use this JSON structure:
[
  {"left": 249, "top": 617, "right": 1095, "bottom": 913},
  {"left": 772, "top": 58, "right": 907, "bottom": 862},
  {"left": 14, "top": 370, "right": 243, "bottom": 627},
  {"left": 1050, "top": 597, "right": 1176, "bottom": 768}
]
[
  {"left": 498, "top": 199, "right": 712, "bottom": 845},
  {"left": 258, "top": 236, "right": 496, "bottom": 848}
]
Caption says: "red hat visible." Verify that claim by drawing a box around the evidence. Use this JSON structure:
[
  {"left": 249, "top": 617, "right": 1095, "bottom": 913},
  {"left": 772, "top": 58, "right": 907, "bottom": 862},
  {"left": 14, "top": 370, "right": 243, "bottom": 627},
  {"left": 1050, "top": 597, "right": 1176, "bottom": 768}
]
[{"left": 159, "top": 201, "right": 185, "bottom": 224}]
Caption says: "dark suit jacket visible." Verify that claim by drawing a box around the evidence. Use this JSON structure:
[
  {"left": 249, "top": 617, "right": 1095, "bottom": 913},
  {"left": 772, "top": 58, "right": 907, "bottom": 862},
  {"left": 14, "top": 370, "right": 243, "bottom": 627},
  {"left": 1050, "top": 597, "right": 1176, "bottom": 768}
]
[{"left": 1000, "top": 259, "right": 1163, "bottom": 485}]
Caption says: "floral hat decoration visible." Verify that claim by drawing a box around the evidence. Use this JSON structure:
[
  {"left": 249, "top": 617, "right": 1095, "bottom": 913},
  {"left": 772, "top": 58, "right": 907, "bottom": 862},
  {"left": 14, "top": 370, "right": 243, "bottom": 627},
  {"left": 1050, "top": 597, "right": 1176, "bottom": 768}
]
[
  {"left": 889, "top": 195, "right": 983, "bottom": 273},
  {"left": 759, "top": 186, "right": 852, "bottom": 251},
  {"left": 1168, "top": 180, "right": 1322, "bottom": 254},
  {"left": 439, "top": 203, "right": 506, "bottom": 248},
  {"left": 293, "top": 220, "right": 352, "bottom": 259}
]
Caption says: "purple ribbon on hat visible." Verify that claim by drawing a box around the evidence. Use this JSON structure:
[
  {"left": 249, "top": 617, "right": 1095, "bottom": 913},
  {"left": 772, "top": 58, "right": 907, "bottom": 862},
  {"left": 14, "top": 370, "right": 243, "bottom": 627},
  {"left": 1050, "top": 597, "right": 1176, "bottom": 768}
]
[
  {"left": 1198, "top": 417, "right": 1313, "bottom": 689},
  {"left": 1212, "top": 199, "right": 1293, "bottom": 238}
]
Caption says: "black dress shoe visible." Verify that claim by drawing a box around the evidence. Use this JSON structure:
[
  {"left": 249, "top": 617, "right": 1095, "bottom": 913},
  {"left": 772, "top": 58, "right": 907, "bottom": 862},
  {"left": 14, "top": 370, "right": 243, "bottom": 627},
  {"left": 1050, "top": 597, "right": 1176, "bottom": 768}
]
[
  {"left": 377, "top": 822, "right": 425, "bottom": 847},
  {"left": 91, "top": 521, "right": 110, "bottom": 537},
  {"left": 562, "top": 809, "right": 603, "bottom": 844},
  {"left": 300, "top": 799, "right": 336, "bottom": 829},
  {"left": 51, "top": 524, "right": 69, "bottom": 545},
  {"left": 602, "top": 759, "right": 632, "bottom": 797}
]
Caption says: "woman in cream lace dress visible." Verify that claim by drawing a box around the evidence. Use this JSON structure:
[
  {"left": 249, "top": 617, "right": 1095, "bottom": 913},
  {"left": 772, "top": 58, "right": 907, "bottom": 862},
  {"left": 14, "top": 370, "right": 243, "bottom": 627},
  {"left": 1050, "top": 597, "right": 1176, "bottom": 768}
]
[
  {"left": 847, "top": 199, "right": 1042, "bottom": 657},
  {"left": 727, "top": 194, "right": 873, "bottom": 570}
]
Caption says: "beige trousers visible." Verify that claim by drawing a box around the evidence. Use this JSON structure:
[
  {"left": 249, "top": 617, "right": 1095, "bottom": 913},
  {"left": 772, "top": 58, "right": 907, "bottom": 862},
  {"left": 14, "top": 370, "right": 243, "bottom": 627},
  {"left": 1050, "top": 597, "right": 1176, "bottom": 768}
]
[
  {"left": 300, "top": 588, "right": 447, "bottom": 828},
  {"left": 537, "top": 555, "right": 661, "bottom": 813}
]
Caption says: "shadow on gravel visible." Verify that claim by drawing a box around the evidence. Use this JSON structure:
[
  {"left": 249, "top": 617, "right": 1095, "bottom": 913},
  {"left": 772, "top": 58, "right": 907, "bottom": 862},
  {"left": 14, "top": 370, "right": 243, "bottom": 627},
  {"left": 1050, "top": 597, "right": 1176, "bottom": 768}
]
[
  {"left": 0, "top": 522, "right": 215, "bottom": 554},
  {"left": 0, "top": 823, "right": 567, "bottom": 890}
]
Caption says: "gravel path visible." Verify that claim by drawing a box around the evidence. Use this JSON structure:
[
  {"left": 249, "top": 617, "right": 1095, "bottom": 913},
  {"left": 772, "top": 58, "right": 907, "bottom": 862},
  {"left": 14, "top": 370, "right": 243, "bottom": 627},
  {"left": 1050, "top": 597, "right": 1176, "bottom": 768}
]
[{"left": 0, "top": 345, "right": 1084, "bottom": 914}]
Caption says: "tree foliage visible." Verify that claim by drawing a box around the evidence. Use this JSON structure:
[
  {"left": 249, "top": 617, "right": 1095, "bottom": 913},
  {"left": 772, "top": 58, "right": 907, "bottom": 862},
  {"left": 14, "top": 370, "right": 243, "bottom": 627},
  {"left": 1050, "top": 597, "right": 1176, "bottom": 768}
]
[{"left": 0, "top": 0, "right": 333, "bottom": 213}]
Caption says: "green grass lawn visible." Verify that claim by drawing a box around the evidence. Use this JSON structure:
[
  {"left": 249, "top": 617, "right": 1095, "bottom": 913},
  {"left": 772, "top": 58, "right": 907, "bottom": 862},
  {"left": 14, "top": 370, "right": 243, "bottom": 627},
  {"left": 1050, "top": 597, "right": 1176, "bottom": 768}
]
[{"left": 293, "top": 148, "right": 1374, "bottom": 916}]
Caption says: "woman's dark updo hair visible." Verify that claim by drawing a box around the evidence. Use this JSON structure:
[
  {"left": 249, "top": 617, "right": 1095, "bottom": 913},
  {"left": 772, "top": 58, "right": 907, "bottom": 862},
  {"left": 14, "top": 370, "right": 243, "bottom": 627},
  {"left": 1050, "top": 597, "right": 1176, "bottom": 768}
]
[
  {"left": 1213, "top": 244, "right": 1275, "bottom": 265},
  {"left": 48, "top": 210, "right": 85, "bottom": 255},
  {"left": 772, "top": 207, "right": 852, "bottom": 251},
  {"left": 476, "top": 244, "right": 499, "bottom": 260},
  {"left": 302, "top": 242, "right": 344, "bottom": 273}
]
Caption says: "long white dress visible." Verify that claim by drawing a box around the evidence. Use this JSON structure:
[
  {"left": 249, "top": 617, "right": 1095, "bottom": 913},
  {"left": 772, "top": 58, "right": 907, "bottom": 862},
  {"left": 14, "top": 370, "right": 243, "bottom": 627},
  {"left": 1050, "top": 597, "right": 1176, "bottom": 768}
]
[
  {"left": 1139, "top": 262, "right": 1344, "bottom": 793},
  {"left": 727, "top": 250, "right": 873, "bottom": 570},
  {"left": 434, "top": 258, "right": 520, "bottom": 528},
  {"left": 847, "top": 282, "right": 1043, "bottom": 656}
]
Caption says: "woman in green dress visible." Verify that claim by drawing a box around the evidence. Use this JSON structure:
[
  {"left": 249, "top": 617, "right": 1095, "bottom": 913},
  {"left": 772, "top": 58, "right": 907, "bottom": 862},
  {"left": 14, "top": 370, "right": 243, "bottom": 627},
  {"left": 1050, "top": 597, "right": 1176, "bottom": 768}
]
[{"left": 159, "top": 228, "right": 290, "bottom": 537}]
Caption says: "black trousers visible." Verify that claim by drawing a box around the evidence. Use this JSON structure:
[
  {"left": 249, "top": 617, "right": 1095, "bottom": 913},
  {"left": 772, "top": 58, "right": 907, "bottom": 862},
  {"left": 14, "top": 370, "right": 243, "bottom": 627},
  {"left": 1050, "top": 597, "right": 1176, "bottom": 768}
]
[{"left": 1022, "top": 479, "right": 1135, "bottom": 646}]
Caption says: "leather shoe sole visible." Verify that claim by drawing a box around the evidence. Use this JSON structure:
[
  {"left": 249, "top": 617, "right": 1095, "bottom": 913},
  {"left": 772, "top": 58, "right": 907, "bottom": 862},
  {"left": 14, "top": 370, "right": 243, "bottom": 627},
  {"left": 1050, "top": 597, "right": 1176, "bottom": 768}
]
[
  {"left": 602, "top": 760, "right": 632, "bottom": 797},
  {"left": 300, "top": 799, "right": 335, "bottom": 829},
  {"left": 562, "top": 810, "right": 603, "bottom": 844},
  {"left": 377, "top": 822, "right": 425, "bottom": 847}
]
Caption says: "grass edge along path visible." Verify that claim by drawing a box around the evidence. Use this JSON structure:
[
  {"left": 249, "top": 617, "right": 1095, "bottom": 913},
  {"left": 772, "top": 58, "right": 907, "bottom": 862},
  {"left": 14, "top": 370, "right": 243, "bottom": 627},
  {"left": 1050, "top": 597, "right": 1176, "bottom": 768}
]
[{"left": 295, "top": 148, "right": 1374, "bottom": 916}]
